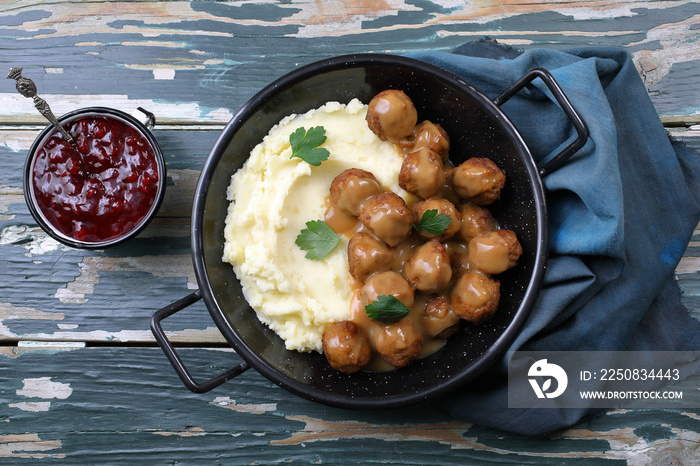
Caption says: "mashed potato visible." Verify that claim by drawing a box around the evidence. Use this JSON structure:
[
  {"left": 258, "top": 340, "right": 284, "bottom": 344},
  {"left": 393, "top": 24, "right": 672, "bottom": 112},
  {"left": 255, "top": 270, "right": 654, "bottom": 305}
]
[{"left": 223, "top": 99, "right": 410, "bottom": 352}]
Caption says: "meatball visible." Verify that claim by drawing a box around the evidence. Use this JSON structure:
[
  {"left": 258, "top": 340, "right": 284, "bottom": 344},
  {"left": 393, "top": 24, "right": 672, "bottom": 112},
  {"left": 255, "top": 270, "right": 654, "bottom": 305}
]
[
  {"left": 469, "top": 229, "right": 522, "bottom": 274},
  {"left": 358, "top": 192, "right": 413, "bottom": 247},
  {"left": 366, "top": 90, "right": 418, "bottom": 142},
  {"left": 347, "top": 231, "right": 393, "bottom": 283},
  {"left": 444, "top": 241, "right": 471, "bottom": 278},
  {"left": 374, "top": 318, "right": 422, "bottom": 368},
  {"left": 412, "top": 198, "right": 461, "bottom": 242},
  {"left": 330, "top": 168, "right": 381, "bottom": 216},
  {"left": 451, "top": 272, "right": 500, "bottom": 325},
  {"left": 322, "top": 321, "right": 371, "bottom": 374},
  {"left": 452, "top": 157, "right": 505, "bottom": 205},
  {"left": 403, "top": 240, "right": 452, "bottom": 293},
  {"left": 401, "top": 120, "right": 450, "bottom": 162},
  {"left": 458, "top": 202, "right": 497, "bottom": 243},
  {"left": 422, "top": 296, "right": 459, "bottom": 339},
  {"left": 361, "top": 270, "right": 415, "bottom": 310},
  {"left": 398, "top": 148, "right": 445, "bottom": 200}
]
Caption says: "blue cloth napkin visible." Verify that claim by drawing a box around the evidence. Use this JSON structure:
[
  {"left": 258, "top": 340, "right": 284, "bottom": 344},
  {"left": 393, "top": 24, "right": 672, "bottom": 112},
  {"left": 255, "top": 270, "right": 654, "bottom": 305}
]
[{"left": 409, "top": 41, "right": 700, "bottom": 435}]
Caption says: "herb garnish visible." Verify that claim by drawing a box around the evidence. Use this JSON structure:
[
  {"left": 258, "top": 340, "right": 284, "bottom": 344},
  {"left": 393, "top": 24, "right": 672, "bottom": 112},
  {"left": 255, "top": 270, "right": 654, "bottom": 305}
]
[
  {"left": 414, "top": 208, "right": 452, "bottom": 235},
  {"left": 295, "top": 220, "right": 340, "bottom": 260},
  {"left": 289, "top": 126, "right": 330, "bottom": 166},
  {"left": 365, "top": 295, "right": 410, "bottom": 323}
]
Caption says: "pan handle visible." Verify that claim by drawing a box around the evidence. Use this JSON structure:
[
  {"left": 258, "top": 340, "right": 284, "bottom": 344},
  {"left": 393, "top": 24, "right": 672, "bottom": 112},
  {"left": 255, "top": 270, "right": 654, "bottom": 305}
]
[
  {"left": 150, "top": 290, "right": 250, "bottom": 393},
  {"left": 493, "top": 68, "right": 589, "bottom": 178}
]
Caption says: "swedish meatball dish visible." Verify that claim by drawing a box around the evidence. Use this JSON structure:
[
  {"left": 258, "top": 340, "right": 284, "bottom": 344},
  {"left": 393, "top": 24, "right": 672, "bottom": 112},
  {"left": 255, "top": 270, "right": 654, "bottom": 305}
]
[{"left": 223, "top": 89, "right": 522, "bottom": 374}]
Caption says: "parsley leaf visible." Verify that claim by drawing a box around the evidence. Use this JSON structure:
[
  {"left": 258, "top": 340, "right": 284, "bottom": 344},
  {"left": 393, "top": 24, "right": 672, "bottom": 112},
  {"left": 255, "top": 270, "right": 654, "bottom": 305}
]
[
  {"left": 289, "top": 126, "right": 330, "bottom": 166},
  {"left": 414, "top": 209, "right": 452, "bottom": 235},
  {"left": 365, "top": 295, "right": 410, "bottom": 323},
  {"left": 295, "top": 220, "right": 340, "bottom": 260}
]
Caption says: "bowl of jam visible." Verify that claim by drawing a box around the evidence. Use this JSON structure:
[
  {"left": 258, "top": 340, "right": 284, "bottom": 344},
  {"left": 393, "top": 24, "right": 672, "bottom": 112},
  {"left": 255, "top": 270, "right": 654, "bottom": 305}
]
[{"left": 23, "top": 107, "right": 166, "bottom": 249}]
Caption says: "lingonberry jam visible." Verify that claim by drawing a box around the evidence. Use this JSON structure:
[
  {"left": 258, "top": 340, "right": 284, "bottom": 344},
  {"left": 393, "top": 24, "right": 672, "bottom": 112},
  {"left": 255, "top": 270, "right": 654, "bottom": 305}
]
[{"left": 31, "top": 114, "right": 161, "bottom": 244}]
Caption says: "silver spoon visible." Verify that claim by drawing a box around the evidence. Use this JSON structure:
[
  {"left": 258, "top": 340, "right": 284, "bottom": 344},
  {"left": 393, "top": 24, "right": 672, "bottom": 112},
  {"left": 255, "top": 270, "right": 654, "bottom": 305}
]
[{"left": 7, "top": 67, "right": 78, "bottom": 148}]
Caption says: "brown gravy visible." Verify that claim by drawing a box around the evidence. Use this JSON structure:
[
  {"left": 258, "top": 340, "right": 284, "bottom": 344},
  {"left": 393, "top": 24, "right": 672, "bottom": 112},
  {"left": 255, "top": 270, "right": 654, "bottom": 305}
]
[
  {"left": 325, "top": 178, "right": 464, "bottom": 371},
  {"left": 347, "top": 287, "right": 446, "bottom": 372}
]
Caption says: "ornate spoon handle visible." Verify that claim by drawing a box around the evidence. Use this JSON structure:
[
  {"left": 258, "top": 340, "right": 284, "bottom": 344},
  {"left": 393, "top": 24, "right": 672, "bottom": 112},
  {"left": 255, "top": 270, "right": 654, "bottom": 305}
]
[{"left": 7, "top": 67, "right": 77, "bottom": 147}]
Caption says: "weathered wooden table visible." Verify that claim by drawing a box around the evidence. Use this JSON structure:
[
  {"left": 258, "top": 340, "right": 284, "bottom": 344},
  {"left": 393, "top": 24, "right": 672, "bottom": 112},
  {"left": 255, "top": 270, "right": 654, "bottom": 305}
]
[{"left": 2, "top": 1, "right": 699, "bottom": 463}]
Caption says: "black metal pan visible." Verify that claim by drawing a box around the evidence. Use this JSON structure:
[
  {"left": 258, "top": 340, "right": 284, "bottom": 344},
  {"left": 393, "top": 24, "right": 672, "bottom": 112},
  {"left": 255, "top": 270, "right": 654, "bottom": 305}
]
[{"left": 151, "top": 54, "right": 588, "bottom": 408}]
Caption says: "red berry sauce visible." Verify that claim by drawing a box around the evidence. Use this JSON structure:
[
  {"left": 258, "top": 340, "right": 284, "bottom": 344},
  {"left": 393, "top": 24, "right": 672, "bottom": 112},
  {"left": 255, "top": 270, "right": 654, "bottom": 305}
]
[{"left": 31, "top": 115, "right": 161, "bottom": 243}]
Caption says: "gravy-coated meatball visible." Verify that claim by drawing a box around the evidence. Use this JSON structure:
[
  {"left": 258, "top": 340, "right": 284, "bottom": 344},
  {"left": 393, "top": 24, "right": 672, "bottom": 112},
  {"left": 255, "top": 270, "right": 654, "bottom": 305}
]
[
  {"left": 374, "top": 319, "right": 422, "bottom": 368},
  {"left": 412, "top": 198, "right": 461, "bottom": 242},
  {"left": 347, "top": 231, "right": 393, "bottom": 283},
  {"left": 366, "top": 90, "right": 418, "bottom": 142},
  {"left": 398, "top": 148, "right": 445, "bottom": 200},
  {"left": 444, "top": 242, "right": 471, "bottom": 278},
  {"left": 330, "top": 168, "right": 381, "bottom": 216},
  {"left": 361, "top": 270, "right": 415, "bottom": 310},
  {"left": 358, "top": 192, "right": 413, "bottom": 247},
  {"left": 322, "top": 321, "right": 371, "bottom": 374},
  {"left": 401, "top": 120, "right": 450, "bottom": 162},
  {"left": 451, "top": 272, "right": 500, "bottom": 325},
  {"left": 423, "top": 296, "right": 460, "bottom": 339},
  {"left": 469, "top": 229, "right": 522, "bottom": 274},
  {"left": 452, "top": 158, "right": 505, "bottom": 205},
  {"left": 403, "top": 240, "right": 452, "bottom": 293},
  {"left": 458, "top": 202, "right": 497, "bottom": 243}
]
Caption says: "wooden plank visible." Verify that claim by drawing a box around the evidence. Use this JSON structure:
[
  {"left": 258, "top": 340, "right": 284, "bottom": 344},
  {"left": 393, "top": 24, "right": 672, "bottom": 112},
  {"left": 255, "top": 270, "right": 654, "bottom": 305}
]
[
  {"left": 1, "top": 345, "right": 699, "bottom": 463},
  {"left": 0, "top": 1, "right": 698, "bottom": 126},
  {"left": 2, "top": 130, "right": 699, "bottom": 342}
]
